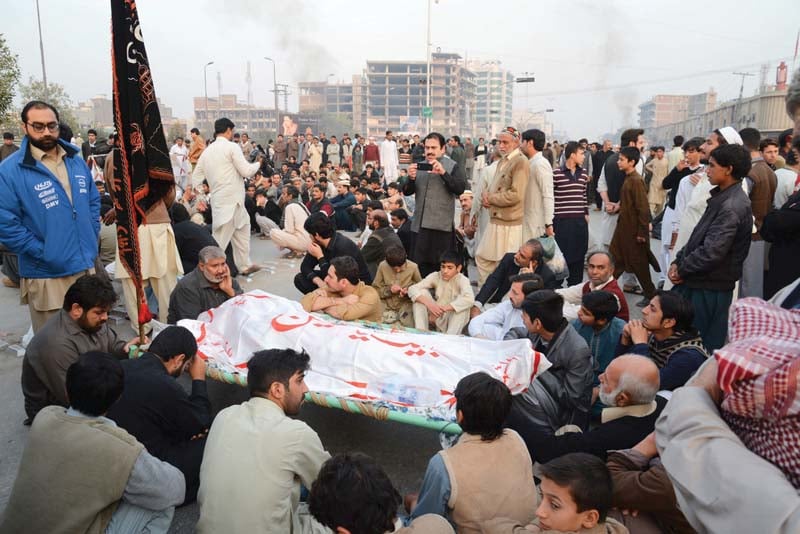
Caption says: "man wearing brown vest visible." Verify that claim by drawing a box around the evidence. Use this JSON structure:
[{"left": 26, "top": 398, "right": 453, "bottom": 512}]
[
  {"left": 406, "top": 372, "right": 538, "bottom": 532},
  {"left": 1, "top": 352, "right": 184, "bottom": 533}
]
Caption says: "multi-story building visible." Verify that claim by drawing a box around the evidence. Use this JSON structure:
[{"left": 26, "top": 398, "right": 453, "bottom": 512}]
[
  {"left": 298, "top": 78, "right": 356, "bottom": 115},
  {"left": 75, "top": 95, "right": 182, "bottom": 135},
  {"left": 470, "top": 60, "right": 514, "bottom": 138},
  {"left": 638, "top": 90, "right": 717, "bottom": 130},
  {"left": 192, "top": 95, "right": 277, "bottom": 138},
  {"left": 512, "top": 109, "right": 553, "bottom": 140},
  {"left": 646, "top": 87, "right": 792, "bottom": 147},
  {"left": 363, "top": 53, "right": 476, "bottom": 138}
]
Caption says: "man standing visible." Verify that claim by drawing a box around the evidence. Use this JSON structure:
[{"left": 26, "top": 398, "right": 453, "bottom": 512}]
[
  {"left": 668, "top": 144, "right": 753, "bottom": 352},
  {"left": 464, "top": 137, "right": 475, "bottom": 182},
  {"left": 403, "top": 133, "right": 467, "bottom": 277},
  {"left": 739, "top": 127, "right": 777, "bottom": 299},
  {"left": 169, "top": 136, "right": 190, "bottom": 192},
  {"left": 197, "top": 349, "right": 330, "bottom": 533},
  {"left": 379, "top": 130, "right": 399, "bottom": 184},
  {"left": 520, "top": 129, "right": 555, "bottom": 242},
  {"left": 81, "top": 128, "right": 99, "bottom": 162},
  {"left": 188, "top": 128, "right": 206, "bottom": 173},
  {"left": 591, "top": 140, "right": 613, "bottom": 211},
  {"left": 645, "top": 146, "right": 669, "bottom": 215},
  {"left": 475, "top": 127, "right": 529, "bottom": 283},
  {"left": 0, "top": 132, "right": 18, "bottom": 161},
  {"left": 667, "top": 135, "right": 685, "bottom": 171},
  {"left": 448, "top": 136, "right": 466, "bottom": 176},
  {"left": 363, "top": 136, "right": 380, "bottom": 169},
  {"left": 193, "top": 118, "right": 261, "bottom": 275},
  {"left": 553, "top": 141, "right": 591, "bottom": 286},
  {"left": 597, "top": 128, "right": 645, "bottom": 250},
  {"left": 0, "top": 101, "right": 100, "bottom": 332},
  {"left": 287, "top": 134, "right": 300, "bottom": 165},
  {"left": 273, "top": 133, "right": 288, "bottom": 168}
]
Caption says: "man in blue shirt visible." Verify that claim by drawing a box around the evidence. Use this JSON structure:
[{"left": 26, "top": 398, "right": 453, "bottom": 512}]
[{"left": 0, "top": 101, "right": 100, "bottom": 332}]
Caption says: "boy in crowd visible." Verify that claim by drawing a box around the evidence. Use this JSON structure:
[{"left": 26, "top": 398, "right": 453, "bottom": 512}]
[
  {"left": 609, "top": 147, "right": 658, "bottom": 308},
  {"left": 372, "top": 246, "right": 422, "bottom": 327},
  {"left": 485, "top": 453, "right": 628, "bottom": 533},
  {"left": 572, "top": 291, "right": 626, "bottom": 415},
  {"left": 408, "top": 373, "right": 538, "bottom": 531},
  {"left": 408, "top": 250, "right": 474, "bottom": 334}
]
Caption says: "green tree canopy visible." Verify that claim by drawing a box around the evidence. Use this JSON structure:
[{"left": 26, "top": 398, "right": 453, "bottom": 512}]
[{"left": 19, "top": 77, "right": 78, "bottom": 131}]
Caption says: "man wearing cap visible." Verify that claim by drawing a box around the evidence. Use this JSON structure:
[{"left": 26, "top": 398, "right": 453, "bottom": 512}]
[{"left": 474, "top": 127, "right": 529, "bottom": 285}]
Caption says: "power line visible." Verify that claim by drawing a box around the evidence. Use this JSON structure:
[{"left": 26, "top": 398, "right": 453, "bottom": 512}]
[{"left": 514, "top": 57, "right": 793, "bottom": 99}]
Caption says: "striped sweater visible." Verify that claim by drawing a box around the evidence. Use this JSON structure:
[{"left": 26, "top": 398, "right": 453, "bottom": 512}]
[{"left": 553, "top": 165, "right": 590, "bottom": 219}]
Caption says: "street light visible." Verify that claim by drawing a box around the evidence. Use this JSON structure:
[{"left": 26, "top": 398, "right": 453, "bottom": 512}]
[
  {"left": 264, "top": 57, "right": 280, "bottom": 134},
  {"left": 35, "top": 0, "right": 48, "bottom": 99},
  {"left": 425, "top": 0, "right": 440, "bottom": 133},
  {"left": 204, "top": 61, "right": 214, "bottom": 131}
]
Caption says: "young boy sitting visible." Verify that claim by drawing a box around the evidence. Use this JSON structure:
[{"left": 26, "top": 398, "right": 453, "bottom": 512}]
[
  {"left": 407, "top": 372, "right": 538, "bottom": 531},
  {"left": 571, "top": 291, "right": 627, "bottom": 416},
  {"left": 484, "top": 452, "right": 628, "bottom": 533},
  {"left": 408, "top": 250, "right": 475, "bottom": 334},
  {"left": 372, "top": 245, "right": 422, "bottom": 327}
]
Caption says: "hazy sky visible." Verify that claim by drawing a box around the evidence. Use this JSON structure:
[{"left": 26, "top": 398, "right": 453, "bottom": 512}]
[{"left": 5, "top": 0, "right": 800, "bottom": 138}]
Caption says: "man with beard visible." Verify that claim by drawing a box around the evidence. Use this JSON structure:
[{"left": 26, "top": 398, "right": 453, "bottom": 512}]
[
  {"left": 167, "top": 245, "right": 243, "bottom": 323},
  {"left": 21, "top": 274, "right": 142, "bottom": 423},
  {"left": 404, "top": 133, "right": 467, "bottom": 276},
  {"left": 198, "top": 348, "right": 331, "bottom": 533},
  {"left": 0, "top": 101, "right": 101, "bottom": 332},
  {"left": 107, "top": 326, "right": 210, "bottom": 505}
]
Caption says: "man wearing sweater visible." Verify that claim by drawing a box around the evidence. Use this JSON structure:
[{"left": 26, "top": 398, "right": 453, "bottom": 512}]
[
  {"left": 553, "top": 141, "right": 591, "bottom": 286},
  {"left": 2, "top": 352, "right": 185, "bottom": 534}
]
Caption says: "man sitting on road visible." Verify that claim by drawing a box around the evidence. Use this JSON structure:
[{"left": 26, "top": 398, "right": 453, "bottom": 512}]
[
  {"left": 167, "top": 245, "right": 242, "bottom": 324},
  {"left": 300, "top": 256, "right": 381, "bottom": 322},
  {"left": 557, "top": 250, "right": 630, "bottom": 322},
  {"left": 513, "top": 354, "right": 665, "bottom": 464},
  {"left": 22, "top": 274, "right": 142, "bottom": 423},
  {"left": 294, "top": 212, "right": 372, "bottom": 294},
  {"left": 107, "top": 326, "right": 211, "bottom": 505},
  {"left": 361, "top": 209, "right": 403, "bottom": 278},
  {"left": 470, "top": 239, "right": 558, "bottom": 319},
  {"left": 468, "top": 273, "right": 543, "bottom": 340}
]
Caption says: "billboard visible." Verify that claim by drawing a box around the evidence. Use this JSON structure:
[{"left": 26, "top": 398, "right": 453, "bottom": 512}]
[{"left": 279, "top": 113, "right": 320, "bottom": 137}]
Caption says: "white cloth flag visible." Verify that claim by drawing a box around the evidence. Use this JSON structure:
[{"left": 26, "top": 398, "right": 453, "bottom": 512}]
[{"left": 178, "top": 290, "right": 550, "bottom": 419}]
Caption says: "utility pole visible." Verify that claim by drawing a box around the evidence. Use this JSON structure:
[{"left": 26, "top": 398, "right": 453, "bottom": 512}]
[
  {"left": 425, "top": 0, "right": 434, "bottom": 133},
  {"left": 276, "top": 84, "right": 291, "bottom": 113},
  {"left": 204, "top": 61, "right": 214, "bottom": 132},
  {"left": 264, "top": 57, "right": 279, "bottom": 134},
  {"left": 732, "top": 71, "right": 754, "bottom": 127},
  {"left": 35, "top": 0, "right": 48, "bottom": 100}
]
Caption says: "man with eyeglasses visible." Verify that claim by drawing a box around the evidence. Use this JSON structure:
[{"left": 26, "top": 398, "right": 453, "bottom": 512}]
[{"left": 0, "top": 100, "right": 101, "bottom": 332}]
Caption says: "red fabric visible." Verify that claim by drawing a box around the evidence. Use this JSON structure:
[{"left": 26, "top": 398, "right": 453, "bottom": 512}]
[
  {"left": 716, "top": 297, "right": 800, "bottom": 488},
  {"left": 582, "top": 278, "right": 630, "bottom": 322}
]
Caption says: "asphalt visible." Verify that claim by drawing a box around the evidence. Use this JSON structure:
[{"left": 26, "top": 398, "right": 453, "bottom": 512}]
[{"left": 0, "top": 210, "right": 649, "bottom": 532}]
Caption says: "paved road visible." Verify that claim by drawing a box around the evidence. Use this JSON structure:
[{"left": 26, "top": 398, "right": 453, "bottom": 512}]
[{"left": 0, "top": 211, "right": 650, "bottom": 532}]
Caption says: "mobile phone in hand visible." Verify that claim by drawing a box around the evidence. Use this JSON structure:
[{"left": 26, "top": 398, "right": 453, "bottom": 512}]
[{"left": 417, "top": 162, "right": 433, "bottom": 171}]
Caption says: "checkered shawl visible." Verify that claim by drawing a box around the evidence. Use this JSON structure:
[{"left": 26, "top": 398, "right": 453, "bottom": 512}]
[{"left": 716, "top": 297, "right": 800, "bottom": 488}]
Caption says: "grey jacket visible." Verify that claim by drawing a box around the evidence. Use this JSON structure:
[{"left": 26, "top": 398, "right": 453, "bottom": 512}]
[
  {"left": 512, "top": 320, "right": 594, "bottom": 428},
  {"left": 403, "top": 156, "right": 467, "bottom": 233},
  {"left": 674, "top": 182, "right": 752, "bottom": 291}
]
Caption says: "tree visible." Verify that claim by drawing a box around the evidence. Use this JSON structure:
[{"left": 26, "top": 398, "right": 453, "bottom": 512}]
[
  {"left": 167, "top": 122, "right": 186, "bottom": 142},
  {"left": 0, "top": 34, "right": 21, "bottom": 134},
  {"left": 18, "top": 77, "right": 78, "bottom": 131},
  {"left": 318, "top": 112, "right": 353, "bottom": 138}
]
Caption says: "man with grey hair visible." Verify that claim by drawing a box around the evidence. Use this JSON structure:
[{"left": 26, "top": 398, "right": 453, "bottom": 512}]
[
  {"left": 511, "top": 354, "right": 666, "bottom": 464},
  {"left": 167, "top": 245, "right": 243, "bottom": 323}
]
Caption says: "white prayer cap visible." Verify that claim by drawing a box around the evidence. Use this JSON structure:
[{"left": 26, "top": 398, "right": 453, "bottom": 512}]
[{"left": 717, "top": 126, "right": 743, "bottom": 146}]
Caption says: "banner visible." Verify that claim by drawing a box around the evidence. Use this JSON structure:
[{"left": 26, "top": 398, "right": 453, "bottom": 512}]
[
  {"left": 178, "top": 291, "right": 551, "bottom": 420},
  {"left": 110, "top": 0, "right": 174, "bottom": 326}
]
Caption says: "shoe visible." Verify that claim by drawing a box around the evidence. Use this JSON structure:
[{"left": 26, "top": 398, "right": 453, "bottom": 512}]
[
  {"left": 635, "top": 296, "right": 650, "bottom": 308},
  {"left": 240, "top": 265, "right": 261, "bottom": 276},
  {"left": 2, "top": 277, "right": 19, "bottom": 288},
  {"left": 623, "top": 284, "right": 643, "bottom": 295}
]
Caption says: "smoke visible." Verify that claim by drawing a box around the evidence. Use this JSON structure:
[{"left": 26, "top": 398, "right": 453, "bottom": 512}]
[{"left": 216, "top": 0, "right": 339, "bottom": 81}]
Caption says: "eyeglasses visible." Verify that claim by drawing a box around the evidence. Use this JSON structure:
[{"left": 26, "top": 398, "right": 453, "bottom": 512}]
[{"left": 26, "top": 122, "right": 59, "bottom": 133}]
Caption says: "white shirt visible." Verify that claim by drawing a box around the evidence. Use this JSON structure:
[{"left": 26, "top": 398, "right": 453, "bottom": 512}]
[
  {"left": 468, "top": 300, "right": 523, "bottom": 340},
  {"left": 557, "top": 276, "right": 619, "bottom": 320},
  {"left": 774, "top": 167, "right": 798, "bottom": 208},
  {"left": 192, "top": 136, "right": 260, "bottom": 228}
]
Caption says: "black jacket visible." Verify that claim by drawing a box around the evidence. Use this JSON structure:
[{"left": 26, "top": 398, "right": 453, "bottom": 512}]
[
  {"left": 362, "top": 226, "right": 403, "bottom": 278},
  {"left": 475, "top": 252, "right": 558, "bottom": 305},
  {"left": 517, "top": 395, "right": 667, "bottom": 464},
  {"left": 298, "top": 232, "right": 372, "bottom": 285},
  {"left": 172, "top": 221, "right": 218, "bottom": 274},
  {"left": 762, "top": 189, "right": 800, "bottom": 298},
  {"left": 674, "top": 183, "right": 752, "bottom": 291},
  {"left": 396, "top": 219, "right": 414, "bottom": 256},
  {"left": 107, "top": 353, "right": 212, "bottom": 458}
]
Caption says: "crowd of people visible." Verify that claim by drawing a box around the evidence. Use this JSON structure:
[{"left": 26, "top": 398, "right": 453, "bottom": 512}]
[{"left": 0, "top": 88, "right": 799, "bottom": 534}]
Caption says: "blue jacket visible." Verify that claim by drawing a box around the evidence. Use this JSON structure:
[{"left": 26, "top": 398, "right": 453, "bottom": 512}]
[
  {"left": 0, "top": 137, "right": 100, "bottom": 278},
  {"left": 571, "top": 317, "right": 626, "bottom": 386}
]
